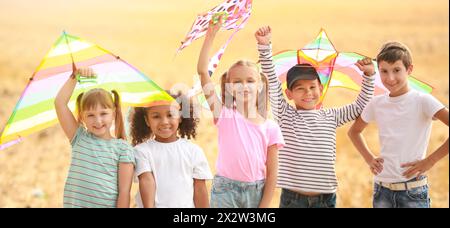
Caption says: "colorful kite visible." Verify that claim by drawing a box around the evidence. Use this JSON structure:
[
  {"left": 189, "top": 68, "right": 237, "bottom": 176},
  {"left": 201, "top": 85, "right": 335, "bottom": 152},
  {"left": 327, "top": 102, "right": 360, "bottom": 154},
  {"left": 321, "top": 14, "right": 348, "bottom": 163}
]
[
  {"left": 180, "top": 0, "right": 252, "bottom": 101},
  {"left": 181, "top": 0, "right": 253, "bottom": 108},
  {"left": 272, "top": 29, "right": 433, "bottom": 105},
  {"left": 0, "top": 32, "right": 173, "bottom": 150}
]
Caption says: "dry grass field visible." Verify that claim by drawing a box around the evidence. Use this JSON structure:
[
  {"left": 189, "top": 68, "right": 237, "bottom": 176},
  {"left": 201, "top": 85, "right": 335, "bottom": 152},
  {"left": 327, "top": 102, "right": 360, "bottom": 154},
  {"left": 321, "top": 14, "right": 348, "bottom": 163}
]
[{"left": 0, "top": 0, "right": 448, "bottom": 207}]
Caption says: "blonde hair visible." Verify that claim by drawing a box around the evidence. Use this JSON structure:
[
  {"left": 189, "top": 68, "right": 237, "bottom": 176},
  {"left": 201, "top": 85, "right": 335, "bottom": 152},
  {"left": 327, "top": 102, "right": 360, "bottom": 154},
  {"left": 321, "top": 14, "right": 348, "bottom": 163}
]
[
  {"left": 377, "top": 41, "right": 413, "bottom": 69},
  {"left": 76, "top": 88, "right": 126, "bottom": 140},
  {"left": 220, "top": 60, "right": 269, "bottom": 119}
]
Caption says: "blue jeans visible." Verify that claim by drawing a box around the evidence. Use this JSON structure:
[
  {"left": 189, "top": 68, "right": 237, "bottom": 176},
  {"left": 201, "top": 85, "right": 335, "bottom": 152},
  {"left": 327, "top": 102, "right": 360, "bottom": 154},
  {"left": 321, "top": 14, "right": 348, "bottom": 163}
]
[
  {"left": 279, "top": 189, "right": 336, "bottom": 208},
  {"left": 210, "top": 175, "right": 265, "bottom": 208},
  {"left": 373, "top": 177, "right": 430, "bottom": 208}
]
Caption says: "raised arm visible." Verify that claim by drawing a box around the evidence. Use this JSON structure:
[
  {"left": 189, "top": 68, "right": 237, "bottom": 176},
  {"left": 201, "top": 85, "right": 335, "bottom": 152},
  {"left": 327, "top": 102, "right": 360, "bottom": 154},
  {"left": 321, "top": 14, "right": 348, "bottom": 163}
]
[
  {"left": 255, "top": 26, "right": 288, "bottom": 124},
  {"left": 333, "top": 58, "right": 375, "bottom": 127},
  {"left": 54, "top": 73, "right": 78, "bottom": 140},
  {"left": 55, "top": 68, "right": 96, "bottom": 140},
  {"left": 197, "top": 18, "right": 224, "bottom": 122}
]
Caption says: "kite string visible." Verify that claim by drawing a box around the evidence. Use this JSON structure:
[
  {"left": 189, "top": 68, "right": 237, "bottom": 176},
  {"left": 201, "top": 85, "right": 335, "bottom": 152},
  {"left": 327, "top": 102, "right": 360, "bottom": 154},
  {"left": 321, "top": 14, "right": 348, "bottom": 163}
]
[
  {"left": 280, "top": 63, "right": 362, "bottom": 70},
  {"left": 278, "top": 58, "right": 378, "bottom": 70}
]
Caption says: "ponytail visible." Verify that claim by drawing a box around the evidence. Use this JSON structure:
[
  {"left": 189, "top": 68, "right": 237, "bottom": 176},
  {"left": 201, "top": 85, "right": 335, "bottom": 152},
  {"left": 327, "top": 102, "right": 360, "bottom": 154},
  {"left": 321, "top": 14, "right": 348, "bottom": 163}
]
[
  {"left": 111, "top": 90, "right": 126, "bottom": 140},
  {"left": 75, "top": 92, "right": 84, "bottom": 123},
  {"left": 220, "top": 72, "right": 234, "bottom": 109},
  {"left": 257, "top": 72, "right": 269, "bottom": 119}
]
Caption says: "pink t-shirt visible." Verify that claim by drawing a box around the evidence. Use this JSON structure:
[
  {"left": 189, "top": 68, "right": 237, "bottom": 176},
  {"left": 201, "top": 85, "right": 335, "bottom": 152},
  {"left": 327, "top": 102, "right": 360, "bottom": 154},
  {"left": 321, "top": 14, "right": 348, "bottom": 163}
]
[{"left": 215, "top": 107, "right": 285, "bottom": 182}]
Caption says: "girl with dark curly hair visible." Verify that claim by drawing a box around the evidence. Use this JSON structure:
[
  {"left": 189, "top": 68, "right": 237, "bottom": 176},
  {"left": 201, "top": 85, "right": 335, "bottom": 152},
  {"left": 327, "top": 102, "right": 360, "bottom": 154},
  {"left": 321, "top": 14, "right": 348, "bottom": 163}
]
[{"left": 130, "top": 91, "right": 213, "bottom": 208}]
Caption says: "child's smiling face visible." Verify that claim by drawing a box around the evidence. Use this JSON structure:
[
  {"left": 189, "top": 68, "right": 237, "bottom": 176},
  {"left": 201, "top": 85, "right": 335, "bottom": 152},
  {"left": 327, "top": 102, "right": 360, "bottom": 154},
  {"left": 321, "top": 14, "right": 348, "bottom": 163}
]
[
  {"left": 227, "top": 65, "right": 260, "bottom": 106},
  {"left": 378, "top": 60, "right": 412, "bottom": 97},
  {"left": 286, "top": 79, "right": 323, "bottom": 110},
  {"left": 82, "top": 105, "right": 115, "bottom": 139},
  {"left": 145, "top": 105, "right": 181, "bottom": 143}
]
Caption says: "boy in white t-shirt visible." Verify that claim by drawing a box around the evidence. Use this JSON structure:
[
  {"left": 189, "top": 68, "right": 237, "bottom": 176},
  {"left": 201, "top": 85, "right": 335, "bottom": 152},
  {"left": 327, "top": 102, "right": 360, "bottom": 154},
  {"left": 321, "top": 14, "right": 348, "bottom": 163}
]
[{"left": 348, "top": 41, "right": 449, "bottom": 208}]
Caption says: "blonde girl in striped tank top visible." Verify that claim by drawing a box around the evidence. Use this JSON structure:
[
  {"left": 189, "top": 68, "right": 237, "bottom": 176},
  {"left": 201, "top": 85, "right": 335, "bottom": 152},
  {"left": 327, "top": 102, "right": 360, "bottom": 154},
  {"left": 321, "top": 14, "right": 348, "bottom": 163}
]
[{"left": 55, "top": 68, "right": 135, "bottom": 208}]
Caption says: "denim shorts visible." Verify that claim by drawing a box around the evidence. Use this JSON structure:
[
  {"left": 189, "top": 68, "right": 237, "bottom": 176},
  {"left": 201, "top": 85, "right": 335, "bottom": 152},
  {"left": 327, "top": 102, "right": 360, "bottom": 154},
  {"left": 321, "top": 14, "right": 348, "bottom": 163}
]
[
  {"left": 279, "top": 188, "right": 336, "bottom": 208},
  {"left": 210, "top": 175, "right": 265, "bottom": 208},
  {"left": 373, "top": 176, "right": 430, "bottom": 208}
]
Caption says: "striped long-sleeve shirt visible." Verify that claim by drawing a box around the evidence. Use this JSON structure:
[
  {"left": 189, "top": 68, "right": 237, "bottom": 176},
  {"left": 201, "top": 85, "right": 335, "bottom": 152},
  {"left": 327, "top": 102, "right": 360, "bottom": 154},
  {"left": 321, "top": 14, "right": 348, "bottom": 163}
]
[{"left": 258, "top": 44, "right": 375, "bottom": 193}]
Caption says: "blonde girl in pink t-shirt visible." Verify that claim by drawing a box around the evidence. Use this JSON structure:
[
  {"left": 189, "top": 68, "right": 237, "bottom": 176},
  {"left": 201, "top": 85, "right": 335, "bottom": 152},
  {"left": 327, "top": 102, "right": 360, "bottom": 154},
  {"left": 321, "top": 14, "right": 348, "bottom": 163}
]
[{"left": 197, "top": 17, "right": 285, "bottom": 208}]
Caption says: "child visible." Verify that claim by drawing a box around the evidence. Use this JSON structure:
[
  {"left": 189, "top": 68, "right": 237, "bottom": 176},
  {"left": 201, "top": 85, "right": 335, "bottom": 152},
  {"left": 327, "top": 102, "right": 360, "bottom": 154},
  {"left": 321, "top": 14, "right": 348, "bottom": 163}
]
[
  {"left": 55, "top": 68, "right": 136, "bottom": 208},
  {"left": 198, "top": 18, "right": 285, "bottom": 208},
  {"left": 131, "top": 91, "right": 213, "bottom": 208},
  {"left": 255, "top": 26, "right": 376, "bottom": 208},
  {"left": 348, "top": 41, "right": 449, "bottom": 208}
]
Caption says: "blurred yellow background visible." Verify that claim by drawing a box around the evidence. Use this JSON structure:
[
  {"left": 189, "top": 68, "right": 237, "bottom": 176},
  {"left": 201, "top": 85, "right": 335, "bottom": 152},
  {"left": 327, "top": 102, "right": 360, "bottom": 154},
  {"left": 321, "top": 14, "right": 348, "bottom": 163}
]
[{"left": 0, "top": 0, "right": 448, "bottom": 207}]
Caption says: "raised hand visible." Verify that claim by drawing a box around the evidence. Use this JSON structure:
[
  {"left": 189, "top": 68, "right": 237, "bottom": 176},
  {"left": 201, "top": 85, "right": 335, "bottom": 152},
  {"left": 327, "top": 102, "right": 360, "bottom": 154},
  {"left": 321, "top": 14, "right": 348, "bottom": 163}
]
[
  {"left": 355, "top": 57, "right": 375, "bottom": 77},
  {"left": 206, "top": 14, "right": 225, "bottom": 39},
  {"left": 75, "top": 67, "right": 96, "bottom": 78},
  {"left": 255, "top": 26, "right": 272, "bottom": 45}
]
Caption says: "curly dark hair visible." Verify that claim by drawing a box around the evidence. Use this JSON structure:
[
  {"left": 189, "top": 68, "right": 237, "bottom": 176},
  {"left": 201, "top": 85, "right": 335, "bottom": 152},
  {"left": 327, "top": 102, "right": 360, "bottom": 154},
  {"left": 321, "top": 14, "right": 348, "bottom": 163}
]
[{"left": 130, "top": 90, "right": 199, "bottom": 146}]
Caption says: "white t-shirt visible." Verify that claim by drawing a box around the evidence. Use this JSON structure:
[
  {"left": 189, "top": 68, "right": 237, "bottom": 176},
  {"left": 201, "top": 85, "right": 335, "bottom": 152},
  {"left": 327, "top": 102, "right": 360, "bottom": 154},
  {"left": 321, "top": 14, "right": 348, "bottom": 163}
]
[
  {"left": 134, "top": 138, "right": 213, "bottom": 208},
  {"left": 361, "top": 90, "right": 445, "bottom": 183}
]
